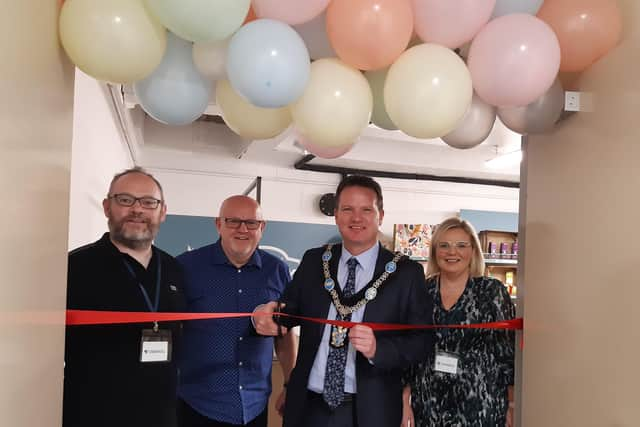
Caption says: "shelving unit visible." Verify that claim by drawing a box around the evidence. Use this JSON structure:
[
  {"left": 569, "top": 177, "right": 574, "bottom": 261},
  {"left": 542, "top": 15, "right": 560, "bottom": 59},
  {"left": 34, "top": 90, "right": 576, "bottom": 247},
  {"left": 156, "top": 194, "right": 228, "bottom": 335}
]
[{"left": 478, "top": 230, "right": 518, "bottom": 298}]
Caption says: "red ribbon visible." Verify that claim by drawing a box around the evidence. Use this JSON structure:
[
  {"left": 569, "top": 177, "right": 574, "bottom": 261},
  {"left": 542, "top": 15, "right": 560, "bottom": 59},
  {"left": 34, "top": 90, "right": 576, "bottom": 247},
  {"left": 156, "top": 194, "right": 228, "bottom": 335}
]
[{"left": 66, "top": 310, "right": 523, "bottom": 330}]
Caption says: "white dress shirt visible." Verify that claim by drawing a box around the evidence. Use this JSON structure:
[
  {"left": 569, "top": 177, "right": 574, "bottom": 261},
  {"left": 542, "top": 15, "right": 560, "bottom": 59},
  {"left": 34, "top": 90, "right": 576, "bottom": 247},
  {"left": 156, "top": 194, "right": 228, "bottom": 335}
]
[{"left": 307, "top": 243, "right": 379, "bottom": 394}]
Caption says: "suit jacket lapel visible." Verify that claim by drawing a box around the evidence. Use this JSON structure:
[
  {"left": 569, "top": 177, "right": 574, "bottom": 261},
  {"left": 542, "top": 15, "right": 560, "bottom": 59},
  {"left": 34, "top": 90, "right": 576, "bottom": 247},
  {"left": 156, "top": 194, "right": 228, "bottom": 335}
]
[
  {"left": 370, "top": 243, "right": 393, "bottom": 286},
  {"left": 363, "top": 244, "right": 395, "bottom": 322},
  {"left": 315, "top": 243, "right": 341, "bottom": 321}
]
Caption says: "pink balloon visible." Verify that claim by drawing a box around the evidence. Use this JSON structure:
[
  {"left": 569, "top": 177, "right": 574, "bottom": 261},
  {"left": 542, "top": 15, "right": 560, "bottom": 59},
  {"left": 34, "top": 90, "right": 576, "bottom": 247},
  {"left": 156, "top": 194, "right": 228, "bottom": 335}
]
[
  {"left": 468, "top": 14, "right": 560, "bottom": 107},
  {"left": 412, "top": 0, "right": 496, "bottom": 48},
  {"left": 252, "top": 0, "right": 330, "bottom": 25},
  {"left": 298, "top": 134, "right": 355, "bottom": 159}
]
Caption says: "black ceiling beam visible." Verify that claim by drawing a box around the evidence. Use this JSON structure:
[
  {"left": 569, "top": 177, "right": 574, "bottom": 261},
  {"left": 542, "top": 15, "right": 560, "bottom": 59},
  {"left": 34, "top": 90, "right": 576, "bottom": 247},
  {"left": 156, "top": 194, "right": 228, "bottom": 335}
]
[{"left": 293, "top": 155, "right": 519, "bottom": 189}]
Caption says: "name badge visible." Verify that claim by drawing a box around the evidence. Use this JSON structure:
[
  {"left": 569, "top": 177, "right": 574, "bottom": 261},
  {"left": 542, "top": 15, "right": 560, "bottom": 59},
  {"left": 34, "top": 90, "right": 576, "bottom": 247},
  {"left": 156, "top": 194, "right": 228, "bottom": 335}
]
[
  {"left": 434, "top": 351, "right": 459, "bottom": 375},
  {"left": 140, "top": 329, "right": 172, "bottom": 363}
]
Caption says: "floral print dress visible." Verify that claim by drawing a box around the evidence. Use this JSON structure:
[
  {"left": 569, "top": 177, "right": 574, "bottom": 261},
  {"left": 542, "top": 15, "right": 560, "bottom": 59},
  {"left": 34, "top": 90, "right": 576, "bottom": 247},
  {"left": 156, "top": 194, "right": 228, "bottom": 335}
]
[{"left": 405, "top": 276, "right": 515, "bottom": 427}]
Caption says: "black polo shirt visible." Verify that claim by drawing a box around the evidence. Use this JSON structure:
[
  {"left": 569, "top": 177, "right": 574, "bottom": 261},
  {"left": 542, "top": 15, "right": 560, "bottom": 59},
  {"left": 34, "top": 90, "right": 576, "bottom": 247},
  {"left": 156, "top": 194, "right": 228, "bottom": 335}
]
[{"left": 63, "top": 233, "right": 186, "bottom": 427}]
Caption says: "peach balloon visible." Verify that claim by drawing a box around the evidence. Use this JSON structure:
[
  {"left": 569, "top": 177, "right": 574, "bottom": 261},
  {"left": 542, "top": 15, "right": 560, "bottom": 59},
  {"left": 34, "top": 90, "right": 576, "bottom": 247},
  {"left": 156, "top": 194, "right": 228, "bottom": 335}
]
[
  {"left": 252, "top": 0, "right": 330, "bottom": 25},
  {"left": 243, "top": 6, "right": 257, "bottom": 24},
  {"left": 468, "top": 14, "right": 560, "bottom": 107},
  {"left": 412, "top": 0, "right": 496, "bottom": 48},
  {"left": 298, "top": 134, "right": 355, "bottom": 159},
  {"left": 537, "top": 0, "right": 622, "bottom": 72},
  {"left": 326, "top": 0, "right": 414, "bottom": 70}
]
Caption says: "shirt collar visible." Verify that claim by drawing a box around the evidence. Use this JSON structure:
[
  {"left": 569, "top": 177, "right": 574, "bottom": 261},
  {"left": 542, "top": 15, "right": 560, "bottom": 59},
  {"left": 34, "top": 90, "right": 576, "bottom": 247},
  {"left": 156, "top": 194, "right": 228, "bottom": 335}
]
[
  {"left": 211, "top": 239, "right": 262, "bottom": 269},
  {"left": 340, "top": 242, "right": 379, "bottom": 272}
]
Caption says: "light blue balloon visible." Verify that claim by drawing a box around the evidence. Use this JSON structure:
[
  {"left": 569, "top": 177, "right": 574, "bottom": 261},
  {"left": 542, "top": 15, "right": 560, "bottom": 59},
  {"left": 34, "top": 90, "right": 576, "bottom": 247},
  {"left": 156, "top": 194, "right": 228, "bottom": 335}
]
[
  {"left": 227, "top": 19, "right": 310, "bottom": 108},
  {"left": 491, "top": 0, "right": 544, "bottom": 19},
  {"left": 134, "top": 32, "right": 211, "bottom": 125}
]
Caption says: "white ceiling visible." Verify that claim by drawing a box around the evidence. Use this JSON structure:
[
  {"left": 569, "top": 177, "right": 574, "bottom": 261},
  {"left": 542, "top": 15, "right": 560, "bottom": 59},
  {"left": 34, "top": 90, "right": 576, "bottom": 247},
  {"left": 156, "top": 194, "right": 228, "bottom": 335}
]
[{"left": 117, "top": 83, "right": 522, "bottom": 186}]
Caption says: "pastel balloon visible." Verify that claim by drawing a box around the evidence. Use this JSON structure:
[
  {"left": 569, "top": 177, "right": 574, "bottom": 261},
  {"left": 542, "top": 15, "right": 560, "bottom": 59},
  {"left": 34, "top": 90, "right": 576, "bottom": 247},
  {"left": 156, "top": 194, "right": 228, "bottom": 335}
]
[
  {"left": 59, "top": 0, "right": 166, "bottom": 83},
  {"left": 144, "top": 0, "right": 250, "bottom": 42},
  {"left": 498, "top": 78, "right": 565, "bottom": 134},
  {"left": 326, "top": 0, "right": 414, "bottom": 70},
  {"left": 134, "top": 33, "right": 212, "bottom": 125},
  {"left": 491, "top": 0, "right": 544, "bottom": 18},
  {"left": 193, "top": 38, "right": 229, "bottom": 81},
  {"left": 291, "top": 58, "right": 372, "bottom": 147},
  {"left": 442, "top": 93, "right": 496, "bottom": 149},
  {"left": 244, "top": 5, "right": 258, "bottom": 24},
  {"left": 412, "top": 0, "right": 496, "bottom": 48},
  {"left": 298, "top": 134, "right": 355, "bottom": 159},
  {"left": 252, "top": 0, "right": 330, "bottom": 25},
  {"left": 385, "top": 44, "right": 473, "bottom": 139},
  {"left": 365, "top": 68, "right": 397, "bottom": 131},
  {"left": 294, "top": 12, "right": 336, "bottom": 59},
  {"left": 227, "top": 19, "right": 310, "bottom": 108},
  {"left": 468, "top": 14, "right": 560, "bottom": 107},
  {"left": 216, "top": 79, "right": 291, "bottom": 140},
  {"left": 537, "top": 0, "right": 622, "bottom": 72}
]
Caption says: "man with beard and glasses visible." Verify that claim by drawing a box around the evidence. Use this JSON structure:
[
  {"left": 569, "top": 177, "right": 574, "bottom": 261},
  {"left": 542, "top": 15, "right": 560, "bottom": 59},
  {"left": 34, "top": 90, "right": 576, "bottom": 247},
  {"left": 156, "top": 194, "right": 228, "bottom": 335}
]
[{"left": 63, "top": 167, "right": 186, "bottom": 427}]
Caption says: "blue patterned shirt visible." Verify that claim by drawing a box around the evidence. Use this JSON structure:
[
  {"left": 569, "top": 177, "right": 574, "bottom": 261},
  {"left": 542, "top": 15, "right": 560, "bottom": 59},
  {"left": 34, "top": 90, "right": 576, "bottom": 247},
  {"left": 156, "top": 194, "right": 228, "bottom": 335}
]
[{"left": 177, "top": 240, "right": 290, "bottom": 424}]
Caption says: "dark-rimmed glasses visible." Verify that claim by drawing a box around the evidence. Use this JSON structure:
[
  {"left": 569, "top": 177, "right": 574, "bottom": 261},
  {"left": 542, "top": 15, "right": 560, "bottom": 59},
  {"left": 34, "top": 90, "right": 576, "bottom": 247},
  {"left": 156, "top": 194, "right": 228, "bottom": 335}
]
[
  {"left": 223, "top": 218, "right": 263, "bottom": 230},
  {"left": 109, "top": 193, "right": 163, "bottom": 209},
  {"left": 436, "top": 241, "right": 472, "bottom": 251}
]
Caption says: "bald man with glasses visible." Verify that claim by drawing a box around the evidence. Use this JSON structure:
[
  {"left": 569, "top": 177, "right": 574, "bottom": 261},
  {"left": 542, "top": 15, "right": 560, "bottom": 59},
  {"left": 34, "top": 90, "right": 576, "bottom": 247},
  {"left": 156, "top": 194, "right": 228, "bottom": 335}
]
[{"left": 176, "top": 195, "right": 297, "bottom": 427}]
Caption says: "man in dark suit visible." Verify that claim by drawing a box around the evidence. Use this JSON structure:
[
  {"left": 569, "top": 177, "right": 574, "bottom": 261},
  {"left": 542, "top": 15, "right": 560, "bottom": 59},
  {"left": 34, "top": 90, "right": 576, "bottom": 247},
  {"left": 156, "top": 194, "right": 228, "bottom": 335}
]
[{"left": 254, "top": 175, "right": 433, "bottom": 427}]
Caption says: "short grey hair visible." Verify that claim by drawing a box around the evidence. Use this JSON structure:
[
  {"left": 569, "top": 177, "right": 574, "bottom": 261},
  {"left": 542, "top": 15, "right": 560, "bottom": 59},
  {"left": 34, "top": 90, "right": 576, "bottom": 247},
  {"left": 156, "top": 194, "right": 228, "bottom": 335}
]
[{"left": 108, "top": 167, "right": 164, "bottom": 200}]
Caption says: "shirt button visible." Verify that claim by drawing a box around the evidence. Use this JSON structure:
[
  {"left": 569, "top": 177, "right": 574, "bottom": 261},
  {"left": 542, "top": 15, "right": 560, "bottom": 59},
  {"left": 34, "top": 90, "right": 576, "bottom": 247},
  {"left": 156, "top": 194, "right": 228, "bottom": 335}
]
[
  {"left": 238, "top": 289, "right": 243, "bottom": 294},
  {"left": 237, "top": 269, "right": 241, "bottom": 273},
  {"left": 239, "top": 385, "right": 243, "bottom": 390},
  {"left": 238, "top": 361, "right": 243, "bottom": 367},
  {"left": 238, "top": 336, "right": 243, "bottom": 341}
]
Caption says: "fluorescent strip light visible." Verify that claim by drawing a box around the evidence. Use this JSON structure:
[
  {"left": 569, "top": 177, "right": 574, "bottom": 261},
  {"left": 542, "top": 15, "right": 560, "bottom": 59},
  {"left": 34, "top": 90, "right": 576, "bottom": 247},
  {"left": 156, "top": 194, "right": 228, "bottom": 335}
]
[{"left": 485, "top": 150, "right": 522, "bottom": 169}]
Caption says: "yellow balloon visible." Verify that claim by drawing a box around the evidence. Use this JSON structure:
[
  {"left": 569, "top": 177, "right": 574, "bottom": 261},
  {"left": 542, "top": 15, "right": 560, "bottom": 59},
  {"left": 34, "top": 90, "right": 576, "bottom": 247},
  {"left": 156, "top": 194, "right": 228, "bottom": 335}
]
[
  {"left": 384, "top": 44, "right": 472, "bottom": 139},
  {"left": 144, "top": 0, "right": 251, "bottom": 43},
  {"left": 291, "top": 58, "right": 372, "bottom": 147},
  {"left": 59, "top": 0, "right": 166, "bottom": 83},
  {"left": 216, "top": 79, "right": 292, "bottom": 140}
]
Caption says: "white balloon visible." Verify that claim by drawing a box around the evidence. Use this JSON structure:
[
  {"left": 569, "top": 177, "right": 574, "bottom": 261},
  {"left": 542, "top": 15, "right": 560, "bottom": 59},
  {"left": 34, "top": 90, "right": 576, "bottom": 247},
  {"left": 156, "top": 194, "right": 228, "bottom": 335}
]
[{"left": 193, "top": 38, "right": 229, "bottom": 81}]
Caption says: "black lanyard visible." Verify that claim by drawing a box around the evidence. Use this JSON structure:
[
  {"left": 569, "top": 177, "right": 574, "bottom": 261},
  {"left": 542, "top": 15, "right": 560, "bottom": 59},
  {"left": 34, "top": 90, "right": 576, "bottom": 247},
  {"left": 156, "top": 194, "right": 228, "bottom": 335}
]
[{"left": 123, "top": 250, "right": 162, "bottom": 313}]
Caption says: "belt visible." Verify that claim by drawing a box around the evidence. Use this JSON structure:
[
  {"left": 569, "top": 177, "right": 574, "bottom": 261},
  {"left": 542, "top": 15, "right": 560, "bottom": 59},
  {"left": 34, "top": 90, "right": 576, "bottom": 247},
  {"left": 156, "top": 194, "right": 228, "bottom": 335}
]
[{"left": 308, "top": 390, "right": 356, "bottom": 404}]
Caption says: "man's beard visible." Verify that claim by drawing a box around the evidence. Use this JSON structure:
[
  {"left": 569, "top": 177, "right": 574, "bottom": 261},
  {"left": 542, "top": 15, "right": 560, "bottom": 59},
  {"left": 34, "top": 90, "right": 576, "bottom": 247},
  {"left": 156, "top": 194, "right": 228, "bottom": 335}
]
[{"left": 109, "top": 215, "right": 159, "bottom": 250}]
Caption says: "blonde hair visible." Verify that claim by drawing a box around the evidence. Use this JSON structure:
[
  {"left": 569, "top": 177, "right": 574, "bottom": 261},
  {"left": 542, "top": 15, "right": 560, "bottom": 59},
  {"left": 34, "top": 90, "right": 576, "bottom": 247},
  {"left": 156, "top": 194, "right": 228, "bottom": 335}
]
[{"left": 426, "top": 217, "right": 485, "bottom": 278}]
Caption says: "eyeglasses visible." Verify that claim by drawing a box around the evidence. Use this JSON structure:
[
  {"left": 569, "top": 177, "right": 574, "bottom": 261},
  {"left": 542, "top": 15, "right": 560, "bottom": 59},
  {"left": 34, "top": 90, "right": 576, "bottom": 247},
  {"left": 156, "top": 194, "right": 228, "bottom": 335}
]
[
  {"left": 223, "top": 218, "right": 263, "bottom": 230},
  {"left": 109, "top": 193, "right": 163, "bottom": 209},
  {"left": 436, "top": 241, "right": 472, "bottom": 251}
]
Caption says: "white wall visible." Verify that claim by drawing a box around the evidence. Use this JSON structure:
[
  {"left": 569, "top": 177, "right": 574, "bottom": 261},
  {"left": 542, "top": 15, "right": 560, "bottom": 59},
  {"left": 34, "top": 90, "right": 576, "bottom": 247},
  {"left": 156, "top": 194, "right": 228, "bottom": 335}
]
[
  {"left": 150, "top": 165, "right": 519, "bottom": 237},
  {"left": 68, "top": 70, "right": 133, "bottom": 250},
  {"left": 140, "top": 109, "right": 519, "bottom": 239}
]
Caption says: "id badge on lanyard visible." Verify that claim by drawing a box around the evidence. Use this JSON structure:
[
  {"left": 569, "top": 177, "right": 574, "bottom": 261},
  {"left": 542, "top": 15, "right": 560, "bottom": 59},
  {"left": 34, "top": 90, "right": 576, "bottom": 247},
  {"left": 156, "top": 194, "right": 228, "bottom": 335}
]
[
  {"left": 140, "top": 325, "right": 172, "bottom": 363},
  {"left": 124, "top": 253, "right": 172, "bottom": 363},
  {"left": 434, "top": 290, "right": 460, "bottom": 375},
  {"left": 434, "top": 350, "right": 459, "bottom": 375}
]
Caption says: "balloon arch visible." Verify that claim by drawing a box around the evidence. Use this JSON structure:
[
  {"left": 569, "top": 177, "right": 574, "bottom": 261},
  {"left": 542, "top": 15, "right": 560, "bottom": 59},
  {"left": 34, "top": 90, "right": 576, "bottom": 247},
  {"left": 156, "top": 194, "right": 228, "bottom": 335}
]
[{"left": 59, "top": 0, "right": 622, "bottom": 158}]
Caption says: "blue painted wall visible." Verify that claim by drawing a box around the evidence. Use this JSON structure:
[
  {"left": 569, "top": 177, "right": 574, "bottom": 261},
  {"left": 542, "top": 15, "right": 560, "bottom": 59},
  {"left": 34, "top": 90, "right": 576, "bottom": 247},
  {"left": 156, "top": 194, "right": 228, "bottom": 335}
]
[
  {"left": 459, "top": 209, "right": 518, "bottom": 233},
  {"left": 155, "top": 214, "right": 341, "bottom": 271}
]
